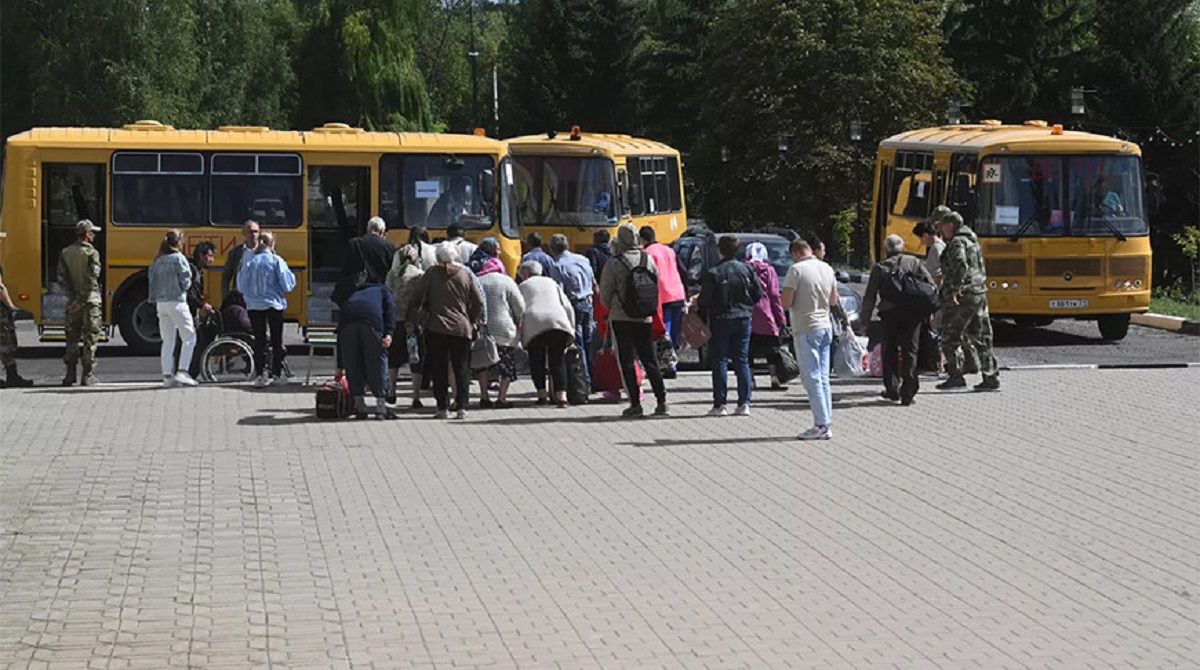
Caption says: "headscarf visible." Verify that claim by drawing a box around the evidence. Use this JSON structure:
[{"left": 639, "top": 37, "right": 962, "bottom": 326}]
[
  {"left": 614, "top": 224, "right": 640, "bottom": 254},
  {"left": 477, "top": 257, "right": 505, "bottom": 277},
  {"left": 745, "top": 242, "right": 769, "bottom": 264}
]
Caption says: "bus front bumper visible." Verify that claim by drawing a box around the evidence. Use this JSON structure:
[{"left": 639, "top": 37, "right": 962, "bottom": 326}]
[{"left": 987, "top": 290, "right": 1150, "bottom": 318}]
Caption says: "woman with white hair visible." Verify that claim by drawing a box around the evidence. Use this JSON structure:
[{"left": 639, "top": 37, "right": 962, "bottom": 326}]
[
  {"left": 408, "top": 242, "right": 484, "bottom": 419},
  {"left": 475, "top": 256, "right": 524, "bottom": 408},
  {"left": 237, "top": 230, "right": 296, "bottom": 387},
  {"left": 518, "top": 260, "right": 576, "bottom": 407},
  {"left": 743, "top": 242, "right": 788, "bottom": 390}
]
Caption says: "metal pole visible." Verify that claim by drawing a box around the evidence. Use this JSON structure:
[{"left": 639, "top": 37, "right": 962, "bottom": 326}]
[
  {"left": 492, "top": 64, "right": 499, "bottom": 136},
  {"left": 468, "top": 0, "right": 479, "bottom": 129},
  {"left": 855, "top": 152, "right": 864, "bottom": 266}
]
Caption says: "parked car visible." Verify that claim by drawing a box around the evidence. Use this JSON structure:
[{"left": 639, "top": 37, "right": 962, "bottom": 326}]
[{"left": 673, "top": 227, "right": 862, "bottom": 331}]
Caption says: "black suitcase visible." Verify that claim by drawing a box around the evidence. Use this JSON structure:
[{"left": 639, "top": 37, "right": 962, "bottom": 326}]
[{"left": 564, "top": 345, "right": 590, "bottom": 405}]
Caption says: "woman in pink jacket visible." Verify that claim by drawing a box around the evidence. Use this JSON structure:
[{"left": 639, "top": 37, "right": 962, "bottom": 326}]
[
  {"left": 639, "top": 226, "right": 687, "bottom": 378},
  {"left": 744, "top": 242, "right": 788, "bottom": 390}
]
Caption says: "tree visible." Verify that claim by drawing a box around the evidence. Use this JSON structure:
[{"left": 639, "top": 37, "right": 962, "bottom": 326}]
[
  {"left": 499, "top": 0, "right": 642, "bottom": 136},
  {"left": 694, "top": 0, "right": 965, "bottom": 254},
  {"left": 943, "top": 0, "right": 1093, "bottom": 121},
  {"left": 294, "top": 0, "right": 433, "bottom": 131},
  {"left": 414, "top": 0, "right": 509, "bottom": 134}
]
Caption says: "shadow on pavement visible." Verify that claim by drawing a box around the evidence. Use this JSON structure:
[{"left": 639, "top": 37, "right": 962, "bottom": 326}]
[
  {"left": 238, "top": 414, "right": 325, "bottom": 426},
  {"left": 993, "top": 321, "right": 1109, "bottom": 347},
  {"left": 619, "top": 436, "right": 799, "bottom": 448}
]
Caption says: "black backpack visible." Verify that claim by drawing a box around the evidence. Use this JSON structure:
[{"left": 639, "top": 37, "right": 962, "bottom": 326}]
[
  {"left": 879, "top": 261, "right": 941, "bottom": 316},
  {"left": 619, "top": 253, "right": 659, "bottom": 319}
]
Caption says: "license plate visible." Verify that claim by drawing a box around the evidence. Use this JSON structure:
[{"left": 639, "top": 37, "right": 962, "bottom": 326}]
[{"left": 1049, "top": 299, "right": 1089, "bottom": 309}]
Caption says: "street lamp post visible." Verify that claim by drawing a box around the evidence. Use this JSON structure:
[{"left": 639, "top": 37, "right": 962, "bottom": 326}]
[
  {"left": 849, "top": 120, "right": 864, "bottom": 265},
  {"left": 777, "top": 133, "right": 789, "bottom": 227},
  {"left": 721, "top": 146, "right": 731, "bottom": 229},
  {"left": 468, "top": 0, "right": 480, "bottom": 128}
]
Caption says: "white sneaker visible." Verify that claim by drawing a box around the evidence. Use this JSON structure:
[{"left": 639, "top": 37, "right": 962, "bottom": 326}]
[
  {"left": 707, "top": 406, "right": 729, "bottom": 417},
  {"left": 163, "top": 375, "right": 178, "bottom": 388},
  {"left": 173, "top": 372, "right": 198, "bottom": 387},
  {"left": 270, "top": 375, "right": 290, "bottom": 387},
  {"left": 455, "top": 409, "right": 468, "bottom": 420},
  {"left": 797, "top": 425, "right": 832, "bottom": 441},
  {"left": 734, "top": 404, "right": 751, "bottom": 416},
  {"left": 253, "top": 374, "right": 269, "bottom": 388}
]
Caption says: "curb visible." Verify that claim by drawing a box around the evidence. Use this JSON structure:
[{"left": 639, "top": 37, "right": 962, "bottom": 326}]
[
  {"left": 1000, "top": 362, "right": 1200, "bottom": 371},
  {"left": 1132, "top": 312, "right": 1200, "bottom": 336}
]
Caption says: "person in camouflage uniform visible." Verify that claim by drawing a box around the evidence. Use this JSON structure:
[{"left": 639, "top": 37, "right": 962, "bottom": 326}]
[
  {"left": 935, "top": 211, "right": 1000, "bottom": 391},
  {"left": 0, "top": 252, "right": 35, "bottom": 388},
  {"left": 57, "top": 219, "right": 104, "bottom": 386}
]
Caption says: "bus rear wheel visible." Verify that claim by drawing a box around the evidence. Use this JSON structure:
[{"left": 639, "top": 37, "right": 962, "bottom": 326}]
[
  {"left": 1097, "top": 314, "right": 1130, "bottom": 341},
  {"left": 117, "top": 284, "right": 161, "bottom": 355}
]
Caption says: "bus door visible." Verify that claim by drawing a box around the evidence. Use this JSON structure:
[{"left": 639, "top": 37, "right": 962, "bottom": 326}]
[
  {"left": 41, "top": 162, "right": 105, "bottom": 326},
  {"left": 873, "top": 160, "right": 893, "bottom": 262},
  {"left": 306, "top": 164, "right": 370, "bottom": 325}
]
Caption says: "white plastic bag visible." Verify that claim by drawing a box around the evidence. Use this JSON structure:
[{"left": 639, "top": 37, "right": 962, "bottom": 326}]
[{"left": 835, "top": 328, "right": 867, "bottom": 377}]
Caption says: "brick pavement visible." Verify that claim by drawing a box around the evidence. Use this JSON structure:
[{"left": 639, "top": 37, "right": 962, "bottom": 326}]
[{"left": 1, "top": 368, "right": 1197, "bottom": 669}]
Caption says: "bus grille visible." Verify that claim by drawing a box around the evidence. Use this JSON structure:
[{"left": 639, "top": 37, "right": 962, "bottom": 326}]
[
  {"left": 1108, "top": 257, "right": 1147, "bottom": 277},
  {"left": 987, "top": 258, "right": 1027, "bottom": 277},
  {"left": 1035, "top": 258, "right": 1102, "bottom": 277}
]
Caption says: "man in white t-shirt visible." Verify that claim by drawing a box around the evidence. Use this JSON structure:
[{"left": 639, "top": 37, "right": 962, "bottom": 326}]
[{"left": 781, "top": 238, "right": 842, "bottom": 440}]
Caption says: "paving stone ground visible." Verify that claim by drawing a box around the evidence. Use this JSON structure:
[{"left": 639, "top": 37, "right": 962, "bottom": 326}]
[{"left": 1, "top": 368, "right": 1197, "bottom": 669}]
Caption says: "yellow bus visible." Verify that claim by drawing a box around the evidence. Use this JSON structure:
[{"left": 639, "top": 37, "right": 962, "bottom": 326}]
[
  {"left": 870, "top": 121, "right": 1151, "bottom": 340},
  {"left": 505, "top": 128, "right": 687, "bottom": 251},
  {"left": 0, "top": 121, "right": 518, "bottom": 354}
]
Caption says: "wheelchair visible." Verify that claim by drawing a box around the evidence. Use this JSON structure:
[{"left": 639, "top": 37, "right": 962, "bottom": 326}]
[{"left": 198, "top": 312, "right": 291, "bottom": 383}]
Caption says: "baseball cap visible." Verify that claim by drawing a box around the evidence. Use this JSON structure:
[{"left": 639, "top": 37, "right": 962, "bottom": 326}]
[{"left": 76, "top": 219, "right": 101, "bottom": 235}]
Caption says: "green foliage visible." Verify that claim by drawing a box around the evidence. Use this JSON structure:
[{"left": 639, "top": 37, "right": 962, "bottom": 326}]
[
  {"left": 415, "top": 1, "right": 508, "bottom": 134},
  {"left": 1174, "top": 227, "right": 1200, "bottom": 263},
  {"left": 829, "top": 206, "right": 856, "bottom": 261},
  {"left": 499, "top": 0, "right": 642, "bottom": 135}
]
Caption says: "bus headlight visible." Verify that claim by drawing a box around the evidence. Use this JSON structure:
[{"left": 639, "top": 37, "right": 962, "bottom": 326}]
[
  {"left": 1123, "top": 280, "right": 1132, "bottom": 289},
  {"left": 1011, "top": 282, "right": 1018, "bottom": 289},
  {"left": 989, "top": 281, "right": 998, "bottom": 289},
  {"left": 1134, "top": 280, "right": 1142, "bottom": 288},
  {"left": 1114, "top": 280, "right": 1122, "bottom": 289},
  {"left": 1001, "top": 282, "right": 1009, "bottom": 289}
]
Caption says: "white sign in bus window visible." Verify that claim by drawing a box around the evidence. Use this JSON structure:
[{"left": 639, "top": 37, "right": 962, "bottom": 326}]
[
  {"left": 982, "top": 163, "right": 1003, "bottom": 184},
  {"left": 917, "top": 181, "right": 927, "bottom": 198},
  {"left": 505, "top": 163, "right": 514, "bottom": 185},
  {"left": 415, "top": 180, "right": 441, "bottom": 199},
  {"left": 994, "top": 205, "right": 1020, "bottom": 226}
]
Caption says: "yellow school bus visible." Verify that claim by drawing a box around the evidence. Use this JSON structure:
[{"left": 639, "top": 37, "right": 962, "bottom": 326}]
[
  {"left": 870, "top": 121, "right": 1151, "bottom": 340},
  {"left": 505, "top": 128, "right": 687, "bottom": 252},
  {"left": 0, "top": 121, "right": 517, "bottom": 353}
]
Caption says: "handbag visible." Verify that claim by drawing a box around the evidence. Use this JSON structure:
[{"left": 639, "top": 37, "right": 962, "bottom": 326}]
[
  {"left": 470, "top": 326, "right": 500, "bottom": 370},
  {"left": 773, "top": 346, "right": 801, "bottom": 384},
  {"left": 681, "top": 310, "right": 711, "bottom": 348},
  {"left": 654, "top": 337, "right": 678, "bottom": 369}
]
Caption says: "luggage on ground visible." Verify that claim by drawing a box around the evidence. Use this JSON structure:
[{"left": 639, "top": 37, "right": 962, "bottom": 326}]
[
  {"left": 564, "top": 345, "right": 590, "bottom": 405},
  {"left": 316, "top": 376, "right": 352, "bottom": 419}
]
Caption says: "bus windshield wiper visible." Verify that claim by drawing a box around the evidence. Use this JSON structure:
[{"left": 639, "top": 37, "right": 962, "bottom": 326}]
[
  {"left": 547, "top": 186, "right": 586, "bottom": 231},
  {"left": 1090, "top": 211, "right": 1128, "bottom": 242},
  {"left": 1007, "top": 213, "right": 1040, "bottom": 242}
]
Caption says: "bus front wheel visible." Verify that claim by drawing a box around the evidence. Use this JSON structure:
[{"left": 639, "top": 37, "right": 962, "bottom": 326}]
[
  {"left": 1097, "top": 314, "right": 1130, "bottom": 341},
  {"left": 117, "top": 284, "right": 161, "bottom": 355}
]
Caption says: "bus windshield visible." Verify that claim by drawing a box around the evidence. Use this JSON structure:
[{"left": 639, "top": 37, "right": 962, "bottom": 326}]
[
  {"left": 512, "top": 156, "right": 617, "bottom": 227},
  {"left": 380, "top": 154, "right": 497, "bottom": 231},
  {"left": 976, "top": 155, "right": 1147, "bottom": 237}
]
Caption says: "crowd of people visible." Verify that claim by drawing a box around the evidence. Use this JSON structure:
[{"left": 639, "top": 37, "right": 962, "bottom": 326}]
[{"left": 1, "top": 206, "right": 1000, "bottom": 441}]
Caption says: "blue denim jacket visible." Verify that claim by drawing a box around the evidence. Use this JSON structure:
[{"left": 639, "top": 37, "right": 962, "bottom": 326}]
[
  {"left": 237, "top": 252, "right": 297, "bottom": 311},
  {"left": 148, "top": 253, "right": 192, "bottom": 304}
]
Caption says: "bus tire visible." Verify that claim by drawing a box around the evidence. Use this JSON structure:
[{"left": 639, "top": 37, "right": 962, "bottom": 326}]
[
  {"left": 1097, "top": 314, "right": 1130, "bottom": 341},
  {"left": 116, "top": 283, "right": 161, "bottom": 355}
]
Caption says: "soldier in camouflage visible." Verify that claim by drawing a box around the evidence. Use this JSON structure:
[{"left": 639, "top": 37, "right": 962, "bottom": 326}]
[
  {"left": 935, "top": 211, "right": 1000, "bottom": 391},
  {"left": 0, "top": 252, "right": 35, "bottom": 387},
  {"left": 57, "top": 219, "right": 104, "bottom": 386}
]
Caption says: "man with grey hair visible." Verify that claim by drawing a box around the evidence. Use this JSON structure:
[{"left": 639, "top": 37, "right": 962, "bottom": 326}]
[
  {"left": 860, "top": 234, "right": 935, "bottom": 405},
  {"left": 343, "top": 216, "right": 395, "bottom": 287},
  {"left": 548, "top": 233, "right": 596, "bottom": 390}
]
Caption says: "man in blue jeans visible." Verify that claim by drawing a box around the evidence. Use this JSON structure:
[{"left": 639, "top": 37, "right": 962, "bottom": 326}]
[
  {"left": 781, "top": 239, "right": 845, "bottom": 440},
  {"left": 698, "top": 235, "right": 762, "bottom": 417}
]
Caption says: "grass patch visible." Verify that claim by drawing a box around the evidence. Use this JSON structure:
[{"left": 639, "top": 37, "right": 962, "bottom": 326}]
[{"left": 1150, "top": 296, "right": 1200, "bottom": 321}]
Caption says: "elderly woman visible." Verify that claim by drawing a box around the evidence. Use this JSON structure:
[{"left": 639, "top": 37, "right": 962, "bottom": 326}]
[
  {"left": 474, "top": 257, "right": 525, "bottom": 408},
  {"left": 744, "top": 242, "right": 788, "bottom": 390},
  {"left": 468, "top": 237, "right": 501, "bottom": 274},
  {"left": 386, "top": 243, "right": 427, "bottom": 406},
  {"left": 518, "top": 260, "right": 576, "bottom": 407},
  {"left": 408, "top": 243, "right": 483, "bottom": 419},
  {"left": 148, "top": 229, "right": 198, "bottom": 388},
  {"left": 237, "top": 230, "right": 296, "bottom": 387}
]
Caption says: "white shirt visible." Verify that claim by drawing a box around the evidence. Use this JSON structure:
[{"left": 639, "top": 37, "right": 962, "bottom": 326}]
[{"left": 781, "top": 257, "right": 836, "bottom": 335}]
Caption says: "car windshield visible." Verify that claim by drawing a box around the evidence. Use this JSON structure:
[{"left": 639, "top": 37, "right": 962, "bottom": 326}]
[
  {"left": 512, "top": 156, "right": 617, "bottom": 227},
  {"left": 976, "top": 155, "right": 1147, "bottom": 237},
  {"left": 735, "top": 238, "right": 792, "bottom": 279},
  {"left": 380, "top": 154, "right": 497, "bottom": 231}
]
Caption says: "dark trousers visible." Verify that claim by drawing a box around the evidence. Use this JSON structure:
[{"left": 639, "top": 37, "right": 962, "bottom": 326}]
[
  {"left": 341, "top": 322, "right": 387, "bottom": 399},
  {"left": 709, "top": 317, "right": 752, "bottom": 408},
  {"left": 573, "top": 308, "right": 594, "bottom": 388},
  {"left": 249, "top": 309, "right": 284, "bottom": 377},
  {"left": 881, "top": 309, "right": 921, "bottom": 401},
  {"left": 528, "top": 329, "right": 572, "bottom": 393},
  {"left": 425, "top": 330, "right": 471, "bottom": 411},
  {"left": 611, "top": 320, "right": 667, "bottom": 407}
]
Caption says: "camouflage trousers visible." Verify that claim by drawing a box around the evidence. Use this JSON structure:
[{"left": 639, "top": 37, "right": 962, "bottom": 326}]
[
  {"left": 939, "top": 292, "right": 998, "bottom": 379},
  {"left": 64, "top": 304, "right": 102, "bottom": 372},
  {"left": 0, "top": 304, "right": 17, "bottom": 368}
]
